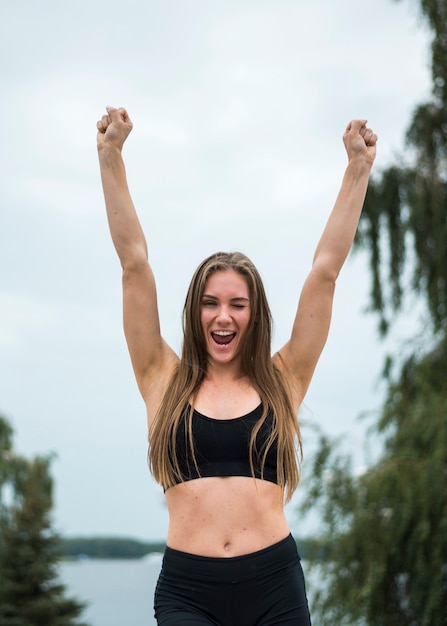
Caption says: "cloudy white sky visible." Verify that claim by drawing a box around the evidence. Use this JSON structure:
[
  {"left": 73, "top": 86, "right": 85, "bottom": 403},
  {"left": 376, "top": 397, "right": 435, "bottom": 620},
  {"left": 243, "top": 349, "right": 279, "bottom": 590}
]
[{"left": 1, "top": 0, "right": 431, "bottom": 540}]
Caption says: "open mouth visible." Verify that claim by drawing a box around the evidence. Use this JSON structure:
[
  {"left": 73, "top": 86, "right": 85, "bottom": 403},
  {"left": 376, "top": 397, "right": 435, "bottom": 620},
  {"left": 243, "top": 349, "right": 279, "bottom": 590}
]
[{"left": 211, "top": 331, "right": 236, "bottom": 346}]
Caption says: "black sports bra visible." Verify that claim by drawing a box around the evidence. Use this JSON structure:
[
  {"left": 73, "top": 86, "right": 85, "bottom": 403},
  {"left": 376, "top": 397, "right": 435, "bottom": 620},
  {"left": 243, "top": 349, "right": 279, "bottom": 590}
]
[{"left": 171, "top": 404, "right": 278, "bottom": 485}]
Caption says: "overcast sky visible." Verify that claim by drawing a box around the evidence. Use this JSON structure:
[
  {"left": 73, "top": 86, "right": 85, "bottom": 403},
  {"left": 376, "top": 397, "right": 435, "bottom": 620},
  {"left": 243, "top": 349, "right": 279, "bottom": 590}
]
[{"left": 0, "top": 0, "right": 431, "bottom": 541}]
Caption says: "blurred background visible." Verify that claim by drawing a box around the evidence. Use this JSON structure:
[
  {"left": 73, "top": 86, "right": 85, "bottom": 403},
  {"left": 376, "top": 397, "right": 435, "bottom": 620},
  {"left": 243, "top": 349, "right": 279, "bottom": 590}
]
[{"left": 0, "top": 0, "right": 430, "bottom": 544}]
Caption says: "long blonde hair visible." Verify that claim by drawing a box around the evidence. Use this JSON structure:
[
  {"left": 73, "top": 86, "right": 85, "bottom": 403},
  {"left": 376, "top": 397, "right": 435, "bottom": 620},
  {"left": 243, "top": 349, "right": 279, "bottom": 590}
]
[{"left": 149, "top": 251, "right": 302, "bottom": 502}]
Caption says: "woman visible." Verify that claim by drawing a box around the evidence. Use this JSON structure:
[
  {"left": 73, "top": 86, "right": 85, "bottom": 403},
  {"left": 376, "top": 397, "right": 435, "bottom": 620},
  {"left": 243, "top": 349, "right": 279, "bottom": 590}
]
[{"left": 97, "top": 106, "right": 377, "bottom": 625}]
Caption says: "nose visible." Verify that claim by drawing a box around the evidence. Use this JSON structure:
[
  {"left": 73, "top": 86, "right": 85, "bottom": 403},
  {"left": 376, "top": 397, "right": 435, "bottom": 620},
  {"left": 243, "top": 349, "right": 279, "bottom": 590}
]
[{"left": 216, "top": 305, "right": 231, "bottom": 324}]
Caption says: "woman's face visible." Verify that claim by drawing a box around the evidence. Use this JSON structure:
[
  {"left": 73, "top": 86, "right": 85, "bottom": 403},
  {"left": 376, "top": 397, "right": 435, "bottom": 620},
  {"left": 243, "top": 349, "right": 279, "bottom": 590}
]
[{"left": 200, "top": 269, "right": 252, "bottom": 367}]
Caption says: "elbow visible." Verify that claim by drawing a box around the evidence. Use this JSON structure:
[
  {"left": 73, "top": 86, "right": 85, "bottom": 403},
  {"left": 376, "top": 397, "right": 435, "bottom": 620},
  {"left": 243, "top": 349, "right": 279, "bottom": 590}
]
[
  {"left": 119, "top": 244, "right": 149, "bottom": 272},
  {"left": 312, "top": 255, "right": 340, "bottom": 284}
]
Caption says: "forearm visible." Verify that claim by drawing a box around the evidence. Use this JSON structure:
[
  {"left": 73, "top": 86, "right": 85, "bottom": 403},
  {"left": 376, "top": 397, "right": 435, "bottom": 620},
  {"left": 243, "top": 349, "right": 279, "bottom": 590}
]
[
  {"left": 313, "top": 157, "right": 372, "bottom": 279},
  {"left": 98, "top": 144, "right": 148, "bottom": 268}
]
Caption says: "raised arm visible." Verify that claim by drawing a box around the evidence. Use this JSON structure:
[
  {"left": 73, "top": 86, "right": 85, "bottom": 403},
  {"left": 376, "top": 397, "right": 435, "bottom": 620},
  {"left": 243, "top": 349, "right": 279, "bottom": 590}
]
[
  {"left": 276, "top": 119, "right": 377, "bottom": 406},
  {"left": 97, "top": 107, "right": 178, "bottom": 414}
]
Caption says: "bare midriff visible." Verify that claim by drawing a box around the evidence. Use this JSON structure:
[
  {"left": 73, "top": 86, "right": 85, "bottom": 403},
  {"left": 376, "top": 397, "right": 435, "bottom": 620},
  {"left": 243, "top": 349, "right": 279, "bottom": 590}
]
[{"left": 164, "top": 475, "right": 290, "bottom": 557}]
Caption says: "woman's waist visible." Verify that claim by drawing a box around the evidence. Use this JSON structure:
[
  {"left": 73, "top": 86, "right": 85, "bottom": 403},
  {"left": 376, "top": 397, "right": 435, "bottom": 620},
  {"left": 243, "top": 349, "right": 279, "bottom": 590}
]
[
  {"left": 161, "top": 533, "right": 299, "bottom": 581},
  {"left": 166, "top": 522, "right": 291, "bottom": 558}
]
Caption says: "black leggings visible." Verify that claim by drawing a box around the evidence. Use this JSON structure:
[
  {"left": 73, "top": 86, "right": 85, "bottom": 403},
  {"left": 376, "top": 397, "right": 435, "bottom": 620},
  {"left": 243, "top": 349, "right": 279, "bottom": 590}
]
[{"left": 154, "top": 534, "right": 312, "bottom": 625}]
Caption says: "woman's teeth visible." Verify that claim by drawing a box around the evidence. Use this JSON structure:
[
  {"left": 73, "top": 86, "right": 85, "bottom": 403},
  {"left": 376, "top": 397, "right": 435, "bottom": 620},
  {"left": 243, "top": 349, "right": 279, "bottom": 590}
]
[{"left": 212, "top": 331, "right": 235, "bottom": 345}]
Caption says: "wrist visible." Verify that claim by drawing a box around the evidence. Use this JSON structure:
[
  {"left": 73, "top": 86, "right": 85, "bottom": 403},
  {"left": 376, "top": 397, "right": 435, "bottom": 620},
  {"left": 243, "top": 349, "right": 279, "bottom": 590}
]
[
  {"left": 97, "top": 141, "right": 123, "bottom": 166},
  {"left": 345, "top": 155, "right": 373, "bottom": 178}
]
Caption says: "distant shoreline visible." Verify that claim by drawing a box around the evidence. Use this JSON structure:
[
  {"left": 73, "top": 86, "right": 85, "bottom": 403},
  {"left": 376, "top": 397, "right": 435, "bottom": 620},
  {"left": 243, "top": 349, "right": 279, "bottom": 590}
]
[
  {"left": 60, "top": 537, "right": 166, "bottom": 560},
  {"left": 60, "top": 536, "right": 327, "bottom": 561}
]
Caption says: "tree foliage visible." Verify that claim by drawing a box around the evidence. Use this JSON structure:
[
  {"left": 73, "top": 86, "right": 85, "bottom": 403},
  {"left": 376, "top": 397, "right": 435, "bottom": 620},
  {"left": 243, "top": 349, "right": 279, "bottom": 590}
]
[
  {"left": 0, "top": 414, "right": 89, "bottom": 626},
  {"left": 302, "top": 1, "right": 447, "bottom": 624},
  {"left": 60, "top": 536, "right": 166, "bottom": 559},
  {"left": 357, "top": 0, "right": 447, "bottom": 336},
  {"left": 303, "top": 341, "right": 447, "bottom": 625}
]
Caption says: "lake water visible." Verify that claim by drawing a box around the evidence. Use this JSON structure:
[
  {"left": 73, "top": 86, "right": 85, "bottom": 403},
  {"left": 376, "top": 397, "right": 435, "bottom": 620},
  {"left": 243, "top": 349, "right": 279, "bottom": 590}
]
[
  {"left": 59, "top": 554, "right": 164, "bottom": 626},
  {"left": 60, "top": 555, "right": 319, "bottom": 626}
]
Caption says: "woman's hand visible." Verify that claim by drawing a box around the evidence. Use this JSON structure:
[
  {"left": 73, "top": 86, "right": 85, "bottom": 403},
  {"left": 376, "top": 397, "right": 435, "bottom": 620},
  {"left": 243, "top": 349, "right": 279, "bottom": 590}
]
[
  {"left": 96, "top": 106, "right": 133, "bottom": 153},
  {"left": 343, "top": 119, "right": 377, "bottom": 167}
]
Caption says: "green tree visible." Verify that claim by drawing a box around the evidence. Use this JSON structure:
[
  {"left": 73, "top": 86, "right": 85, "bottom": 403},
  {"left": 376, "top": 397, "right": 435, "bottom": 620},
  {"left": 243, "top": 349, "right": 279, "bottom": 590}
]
[
  {"left": 0, "top": 414, "right": 89, "bottom": 626},
  {"left": 303, "top": 342, "right": 447, "bottom": 625},
  {"left": 301, "top": 1, "right": 447, "bottom": 624},
  {"left": 357, "top": 0, "right": 447, "bottom": 336}
]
